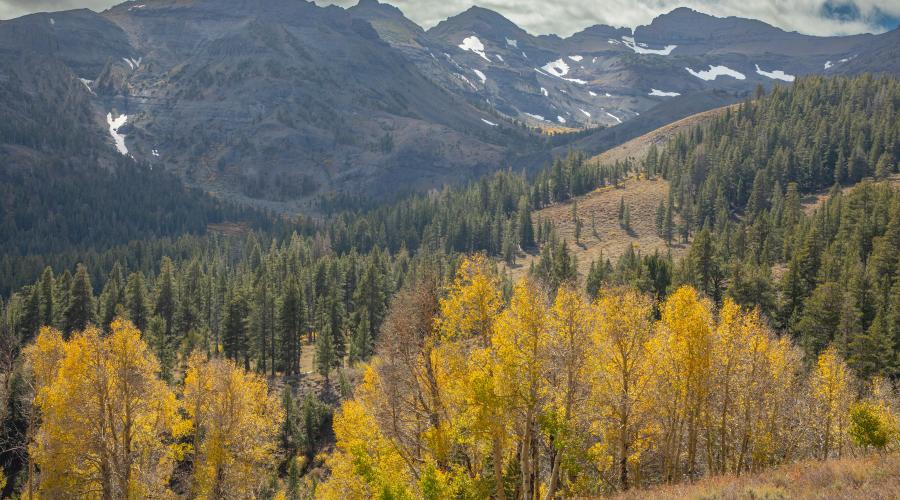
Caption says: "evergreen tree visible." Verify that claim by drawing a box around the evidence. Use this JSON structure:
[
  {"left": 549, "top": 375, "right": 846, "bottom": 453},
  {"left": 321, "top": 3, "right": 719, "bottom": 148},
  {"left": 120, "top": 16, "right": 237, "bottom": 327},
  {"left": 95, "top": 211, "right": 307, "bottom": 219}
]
[
  {"left": 223, "top": 287, "right": 250, "bottom": 369},
  {"left": 18, "top": 286, "right": 41, "bottom": 343},
  {"left": 63, "top": 264, "right": 95, "bottom": 336},
  {"left": 279, "top": 280, "right": 303, "bottom": 376},
  {"left": 124, "top": 272, "right": 150, "bottom": 332},
  {"left": 38, "top": 267, "right": 54, "bottom": 329},
  {"left": 517, "top": 195, "right": 535, "bottom": 249},
  {"left": 315, "top": 326, "right": 336, "bottom": 386}
]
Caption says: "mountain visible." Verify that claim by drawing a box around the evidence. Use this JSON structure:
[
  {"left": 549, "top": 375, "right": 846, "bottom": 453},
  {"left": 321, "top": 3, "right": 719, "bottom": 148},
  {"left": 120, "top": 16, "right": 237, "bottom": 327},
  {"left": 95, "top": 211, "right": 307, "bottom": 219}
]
[
  {"left": 0, "top": 1, "right": 897, "bottom": 208},
  {"left": 0, "top": 0, "right": 531, "bottom": 209},
  {"left": 414, "top": 5, "right": 894, "bottom": 130}
]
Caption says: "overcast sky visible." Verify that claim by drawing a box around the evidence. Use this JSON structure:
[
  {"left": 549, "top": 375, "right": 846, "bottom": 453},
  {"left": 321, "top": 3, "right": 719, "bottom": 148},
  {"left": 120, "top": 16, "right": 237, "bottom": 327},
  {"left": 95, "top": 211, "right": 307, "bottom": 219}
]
[{"left": 1, "top": 0, "right": 898, "bottom": 37}]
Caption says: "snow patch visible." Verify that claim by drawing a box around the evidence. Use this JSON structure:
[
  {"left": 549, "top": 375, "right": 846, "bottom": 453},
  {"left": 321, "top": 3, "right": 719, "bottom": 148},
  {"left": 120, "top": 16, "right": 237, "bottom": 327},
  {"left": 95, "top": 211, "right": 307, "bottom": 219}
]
[
  {"left": 621, "top": 36, "right": 676, "bottom": 55},
  {"left": 151, "top": 149, "right": 160, "bottom": 157},
  {"left": 473, "top": 69, "right": 486, "bottom": 84},
  {"left": 542, "top": 58, "right": 570, "bottom": 77},
  {"left": 495, "top": 54, "right": 504, "bottom": 62},
  {"left": 122, "top": 57, "right": 142, "bottom": 70},
  {"left": 579, "top": 108, "right": 591, "bottom": 118},
  {"left": 608, "top": 39, "right": 619, "bottom": 45},
  {"left": 481, "top": 118, "right": 498, "bottom": 126},
  {"left": 755, "top": 64, "right": 795, "bottom": 82},
  {"left": 606, "top": 111, "right": 622, "bottom": 124},
  {"left": 539, "top": 58, "right": 587, "bottom": 84},
  {"left": 588, "top": 90, "right": 597, "bottom": 96},
  {"left": 49, "top": 18, "right": 55, "bottom": 25},
  {"left": 443, "top": 53, "right": 463, "bottom": 70},
  {"left": 605, "top": 92, "right": 612, "bottom": 97},
  {"left": 455, "top": 73, "right": 478, "bottom": 91},
  {"left": 557, "top": 116, "right": 567, "bottom": 124},
  {"left": 568, "top": 55, "right": 583, "bottom": 62},
  {"left": 506, "top": 38, "right": 518, "bottom": 48},
  {"left": 106, "top": 113, "right": 129, "bottom": 155},
  {"left": 540, "top": 87, "right": 549, "bottom": 96},
  {"left": 649, "top": 88, "right": 680, "bottom": 97},
  {"left": 685, "top": 65, "right": 745, "bottom": 81},
  {"left": 824, "top": 60, "right": 833, "bottom": 70},
  {"left": 524, "top": 113, "right": 546, "bottom": 122},
  {"left": 79, "top": 78, "right": 95, "bottom": 94},
  {"left": 522, "top": 52, "right": 528, "bottom": 59},
  {"left": 458, "top": 36, "right": 490, "bottom": 61}
]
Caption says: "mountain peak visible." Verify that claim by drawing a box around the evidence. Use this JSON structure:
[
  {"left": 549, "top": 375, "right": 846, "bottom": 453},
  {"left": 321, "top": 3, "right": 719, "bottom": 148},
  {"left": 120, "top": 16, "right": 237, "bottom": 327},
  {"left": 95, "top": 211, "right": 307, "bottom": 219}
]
[
  {"left": 635, "top": 6, "right": 783, "bottom": 44},
  {"left": 428, "top": 5, "right": 524, "bottom": 38}
]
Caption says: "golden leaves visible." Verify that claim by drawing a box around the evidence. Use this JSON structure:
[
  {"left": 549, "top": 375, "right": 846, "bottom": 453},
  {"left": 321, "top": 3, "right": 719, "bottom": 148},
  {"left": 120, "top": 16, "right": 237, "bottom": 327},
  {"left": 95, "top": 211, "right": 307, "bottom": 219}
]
[
  {"left": 183, "top": 353, "right": 283, "bottom": 499},
  {"left": 27, "top": 320, "right": 184, "bottom": 498},
  {"left": 25, "top": 319, "right": 282, "bottom": 499}
]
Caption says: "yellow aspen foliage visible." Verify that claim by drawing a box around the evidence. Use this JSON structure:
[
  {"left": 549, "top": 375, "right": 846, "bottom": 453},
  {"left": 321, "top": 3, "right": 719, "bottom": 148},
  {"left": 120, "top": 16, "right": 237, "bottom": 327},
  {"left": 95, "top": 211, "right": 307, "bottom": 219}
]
[
  {"left": 183, "top": 352, "right": 283, "bottom": 499},
  {"left": 762, "top": 336, "right": 804, "bottom": 462},
  {"left": 316, "top": 271, "right": 884, "bottom": 498},
  {"left": 707, "top": 301, "right": 785, "bottom": 473},
  {"left": 810, "top": 345, "right": 854, "bottom": 459},
  {"left": 433, "top": 256, "right": 508, "bottom": 499},
  {"left": 588, "top": 287, "right": 655, "bottom": 491},
  {"left": 318, "top": 397, "right": 417, "bottom": 500},
  {"left": 26, "top": 319, "right": 185, "bottom": 499},
  {"left": 492, "top": 278, "right": 548, "bottom": 500},
  {"left": 650, "top": 285, "right": 715, "bottom": 481},
  {"left": 23, "top": 326, "right": 66, "bottom": 392},
  {"left": 436, "top": 254, "right": 502, "bottom": 344},
  {"left": 543, "top": 285, "right": 593, "bottom": 496}
]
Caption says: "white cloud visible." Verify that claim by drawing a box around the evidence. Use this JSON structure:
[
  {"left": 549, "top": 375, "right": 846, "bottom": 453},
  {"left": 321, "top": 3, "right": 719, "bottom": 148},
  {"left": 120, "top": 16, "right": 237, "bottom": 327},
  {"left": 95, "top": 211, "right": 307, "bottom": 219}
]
[
  {"left": 2, "top": 1, "right": 897, "bottom": 38},
  {"left": 0, "top": 0, "right": 115, "bottom": 19},
  {"left": 318, "top": 0, "right": 899, "bottom": 37}
]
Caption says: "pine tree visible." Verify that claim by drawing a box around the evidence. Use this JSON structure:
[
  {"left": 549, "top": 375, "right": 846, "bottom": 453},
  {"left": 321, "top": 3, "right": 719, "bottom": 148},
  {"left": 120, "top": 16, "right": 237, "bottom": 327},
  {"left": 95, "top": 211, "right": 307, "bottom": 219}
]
[
  {"left": 572, "top": 200, "right": 582, "bottom": 244},
  {"left": 63, "top": 264, "right": 95, "bottom": 337},
  {"left": 279, "top": 280, "right": 303, "bottom": 376},
  {"left": 124, "top": 272, "right": 150, "bottom": 332},
  {"left": 155, "top": 258, "right": 178, "bottom": 372},
  {"left": 518, "top": 195, "right": 535, "bottom": 249},
  {"left": 18, "top": 286, "right": 41, "bottom": 342},
  {"left": 98, "top": 263, "right": 124, "bottom": 330},
  {"left": 223, "top": 287, "right": 250, "bottom": 370},
  {"left": 847, "top": 309, "right": 894, "bottom": 378},
  {"left": 618, "top": 196, "right": 625, "bottom": 226},
  {"left": 664, "top": 199, "right": 674, "bottom": 244},
  {"left": 315, "top": 326, "right": 336, "bottom": 386},
  {"left": 155, "top": 257, "right": 176, "bottom": 340},
  {"left": 38, "top": 267, "right": 54, "bottom": 329},
  {"left": 348, "top": 315, "right": 372, "bottom": 364}
]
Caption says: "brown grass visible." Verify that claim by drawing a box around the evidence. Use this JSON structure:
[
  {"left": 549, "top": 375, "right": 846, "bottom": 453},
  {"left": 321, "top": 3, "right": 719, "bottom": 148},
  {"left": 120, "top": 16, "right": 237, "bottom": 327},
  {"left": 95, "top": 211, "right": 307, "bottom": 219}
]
[
  {"left": 206, "top": 221, "right": 250, "bottom": 236},
  {"left": 612, "top": 453, "right": 900, "bottom": 500},
  {"left": 503, "top": 176, "right": 689, "bottom": 282},
  {"left": 501, "top": 105, "right": 732, "bottom": 282},
  {"left": 589, "top": 104, "right": 739, "bottom": 166},
  {"left": 801, "top": 173, "right": 900, "bottom": 215}
]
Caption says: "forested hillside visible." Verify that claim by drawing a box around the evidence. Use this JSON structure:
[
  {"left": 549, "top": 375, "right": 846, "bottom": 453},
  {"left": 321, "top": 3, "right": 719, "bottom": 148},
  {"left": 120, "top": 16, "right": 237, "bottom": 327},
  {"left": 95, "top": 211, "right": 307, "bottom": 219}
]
[
  {"left": 0, "top": 54, "right": 270, "bottom": 265},
  {"left": 0, "top": 74, "right": 896, "bottom": 497}
]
